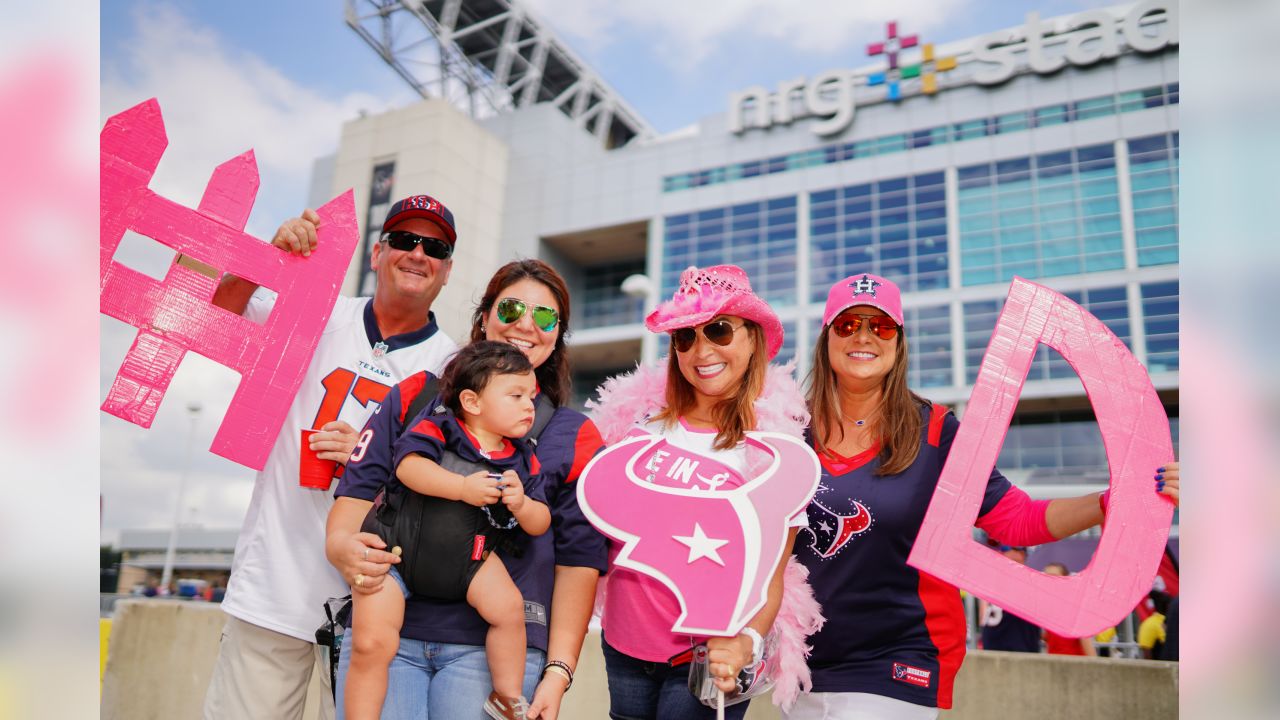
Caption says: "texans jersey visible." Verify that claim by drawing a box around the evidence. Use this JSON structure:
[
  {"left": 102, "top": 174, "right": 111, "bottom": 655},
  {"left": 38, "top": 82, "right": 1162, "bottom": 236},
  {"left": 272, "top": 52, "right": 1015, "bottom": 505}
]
[
  {"left": 221, "top": 294, "right": 457, "bottom": 642},
  {"left": 795, "top": 403, "right": 1013, "bottom": 709},
  {"left": 336, "top": 371, "right": 607, "bottom": 651}
]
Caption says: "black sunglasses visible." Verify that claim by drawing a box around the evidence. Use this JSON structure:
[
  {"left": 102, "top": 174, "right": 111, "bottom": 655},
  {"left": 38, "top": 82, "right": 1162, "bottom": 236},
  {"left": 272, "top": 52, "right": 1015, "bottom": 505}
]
[
  {"left": 381, "top": 230, "right": 453, "bottom": 260},
  {"left": 495, "top": 297, "right": 560, "bottom": 333},
  {"left": 671, "top": 320, "right": 745, "bottom": 353},
  {"left": 830, "top": 311, "right": 900, "bottom": 340}
]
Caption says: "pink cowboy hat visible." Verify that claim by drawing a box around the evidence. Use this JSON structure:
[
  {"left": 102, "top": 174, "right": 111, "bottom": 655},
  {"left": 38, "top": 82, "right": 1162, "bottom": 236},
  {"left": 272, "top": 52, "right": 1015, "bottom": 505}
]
[{"left": 646, "top": 265, "right": 785, "bottom": 360}]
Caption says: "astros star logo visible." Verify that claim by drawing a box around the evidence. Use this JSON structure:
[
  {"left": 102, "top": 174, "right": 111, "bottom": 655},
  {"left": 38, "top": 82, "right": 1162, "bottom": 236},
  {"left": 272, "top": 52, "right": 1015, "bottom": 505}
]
[{"left": 849, "top": 274, "right": 880, "bottom": 297}]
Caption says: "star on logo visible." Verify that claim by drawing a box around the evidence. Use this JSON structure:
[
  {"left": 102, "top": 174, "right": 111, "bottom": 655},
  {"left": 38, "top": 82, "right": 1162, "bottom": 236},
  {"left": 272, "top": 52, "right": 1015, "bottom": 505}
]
[
  {"left": 673, "top": 523, "right": 730, "bottom": 566},
  {"left": 849, "top": 274, "right": 880, "bottom": 297}
]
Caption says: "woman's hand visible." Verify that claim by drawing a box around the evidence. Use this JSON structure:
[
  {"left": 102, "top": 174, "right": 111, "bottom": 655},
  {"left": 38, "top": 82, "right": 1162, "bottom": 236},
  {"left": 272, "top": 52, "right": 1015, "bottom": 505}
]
[
  {"left": 1156, "top": 461, "right": 1179, "bottom": 507},
  {"left": 527, "top": 671, "right": 569, "bottom": 719},
  {"left": 705, "top": 633, "right": 754, "bottom": 693},
  {"left": 327, "top": 529, "right": 399, "bottom": 595}
]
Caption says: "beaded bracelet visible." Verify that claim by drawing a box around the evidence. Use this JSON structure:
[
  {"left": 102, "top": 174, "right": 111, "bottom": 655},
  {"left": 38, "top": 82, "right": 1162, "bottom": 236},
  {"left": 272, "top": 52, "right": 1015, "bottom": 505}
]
[{"left": 542, "top": 660, "right": 574, "bottom": 691}]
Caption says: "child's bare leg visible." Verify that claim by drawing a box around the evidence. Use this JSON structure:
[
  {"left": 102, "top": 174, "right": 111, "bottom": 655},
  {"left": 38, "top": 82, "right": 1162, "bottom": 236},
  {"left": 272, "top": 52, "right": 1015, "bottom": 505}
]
[
  {"left": 466, "top": 553, "right": 526, "bottom": 699},
  {"left": 345, "top": 577, "right": 407, "bottom": 720}
]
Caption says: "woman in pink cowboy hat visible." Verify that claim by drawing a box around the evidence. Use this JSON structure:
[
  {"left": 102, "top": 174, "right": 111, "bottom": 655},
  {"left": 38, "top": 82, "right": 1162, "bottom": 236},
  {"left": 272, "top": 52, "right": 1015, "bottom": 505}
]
[
  {"left": 586, "top": 264, "right": 823, "bottom": 720},
  {"left": 787, "top": 271, "right": 1180, "bottom": 719}
]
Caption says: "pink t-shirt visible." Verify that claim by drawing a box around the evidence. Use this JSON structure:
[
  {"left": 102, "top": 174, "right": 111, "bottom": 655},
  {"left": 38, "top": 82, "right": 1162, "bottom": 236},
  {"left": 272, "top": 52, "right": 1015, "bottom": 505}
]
[{"left": 602, "top": 417, "right": 807, "bottom": 662}]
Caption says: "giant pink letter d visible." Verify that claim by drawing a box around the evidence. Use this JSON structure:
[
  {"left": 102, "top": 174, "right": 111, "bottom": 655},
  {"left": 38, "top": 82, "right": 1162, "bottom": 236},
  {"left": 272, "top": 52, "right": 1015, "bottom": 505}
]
[{"left": 907, "top": 277, "right": 1174, "bottom": 637}]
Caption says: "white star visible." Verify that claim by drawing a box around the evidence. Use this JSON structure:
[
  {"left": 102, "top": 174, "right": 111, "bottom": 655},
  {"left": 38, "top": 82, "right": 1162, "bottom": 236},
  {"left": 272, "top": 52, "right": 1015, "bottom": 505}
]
[
  {"left": 673, "top": 523, "right": 730, "bottom": 566},
  {"left": 819, "top": 521, "right": 833, "bottom": 534}
]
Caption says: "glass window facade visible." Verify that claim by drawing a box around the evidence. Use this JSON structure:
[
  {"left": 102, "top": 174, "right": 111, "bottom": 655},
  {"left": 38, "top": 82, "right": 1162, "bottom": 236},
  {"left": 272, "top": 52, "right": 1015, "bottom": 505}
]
[
  {"left": 906, "top": 304, "right": 952, "bottom": 388},
  {"left": 1128, "top": 133, "right": 1180, "bottom": 267},
  {"left": 963, "top": 285, "right": 1131, "bottom": 383},
  {"left": 809, "top": 172, "right": 948, "bottom": 299},
  {"left": 579, "top": 258, "right": 647, "bottom": 329},
  {"left": 662, "top": 197, "right": 797, "bottom": 306},
  {"left": 958, "top": 143, "right": 1123, "bottom": 286},
  {"left": 1142, "top": 280, "right": 1179, "bottom": 372}
]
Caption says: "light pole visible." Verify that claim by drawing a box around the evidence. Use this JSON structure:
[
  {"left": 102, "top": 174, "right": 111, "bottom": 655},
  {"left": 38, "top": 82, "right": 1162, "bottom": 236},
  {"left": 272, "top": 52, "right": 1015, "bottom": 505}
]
[
  {"left": 160, "top": 401, "right": 201, "bottom": 593},
  {"left": 621, "top": 273, "right": 659, "bottom": 365}
]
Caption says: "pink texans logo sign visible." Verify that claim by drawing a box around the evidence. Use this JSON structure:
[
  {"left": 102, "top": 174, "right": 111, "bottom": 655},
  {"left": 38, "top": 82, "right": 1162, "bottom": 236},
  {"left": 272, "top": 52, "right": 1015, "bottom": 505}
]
[
  {"left": 907, "top": 277, "right": 1174, "bottom": 638},
  {"left": 578, "top": 431, "right": 821, "bottom": 636}
]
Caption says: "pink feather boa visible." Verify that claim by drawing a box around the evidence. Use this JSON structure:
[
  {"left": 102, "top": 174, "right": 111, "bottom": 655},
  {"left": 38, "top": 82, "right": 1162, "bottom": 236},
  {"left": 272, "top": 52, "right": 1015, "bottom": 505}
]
[{"left": 585, "top": 360, "right": 825, "bottom": 709}]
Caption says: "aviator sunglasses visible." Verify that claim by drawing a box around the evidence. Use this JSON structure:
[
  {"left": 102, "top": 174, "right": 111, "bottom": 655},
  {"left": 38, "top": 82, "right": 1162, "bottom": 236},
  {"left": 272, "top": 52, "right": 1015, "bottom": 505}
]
[
  {"left": 830, "top": 310, "right": 900, "bottom": 340},
  {"left": 671, "top": 319, "right": 745, "bottom": 353},
  {"left": 495, "top": 297, "right": 560, "bottom": 333},
  {"left": 381, "top": 230, "right": 453, "bottom": 260}
]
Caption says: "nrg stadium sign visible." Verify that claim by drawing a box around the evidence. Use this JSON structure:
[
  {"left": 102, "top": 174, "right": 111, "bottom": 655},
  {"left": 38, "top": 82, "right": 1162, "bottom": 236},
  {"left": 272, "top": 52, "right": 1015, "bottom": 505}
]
[{"left": 729, "top": 1, "right": 1178, "bottom": 137}]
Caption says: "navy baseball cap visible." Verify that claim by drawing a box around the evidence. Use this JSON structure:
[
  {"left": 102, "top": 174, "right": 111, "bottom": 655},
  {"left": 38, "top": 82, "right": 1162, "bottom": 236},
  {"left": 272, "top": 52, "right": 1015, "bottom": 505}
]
[{"left": 382, "top": 194, "right": 457, "bottom": 244}]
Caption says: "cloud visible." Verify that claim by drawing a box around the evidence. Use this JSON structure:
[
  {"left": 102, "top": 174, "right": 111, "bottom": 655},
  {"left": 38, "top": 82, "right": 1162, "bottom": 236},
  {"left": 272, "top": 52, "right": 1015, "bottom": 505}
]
[
  {"left": 525, "top": 0, "right": 972, "bottom": 71},
  {"left": 101, "top": 2, "right": 402, "bottom": 237}
]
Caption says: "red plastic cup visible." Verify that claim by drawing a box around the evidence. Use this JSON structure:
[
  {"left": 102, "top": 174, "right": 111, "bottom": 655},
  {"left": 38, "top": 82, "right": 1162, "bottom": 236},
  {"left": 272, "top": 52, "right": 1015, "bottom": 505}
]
[{"left": 299, "top": 429, "right": 338, "bottom": 490}]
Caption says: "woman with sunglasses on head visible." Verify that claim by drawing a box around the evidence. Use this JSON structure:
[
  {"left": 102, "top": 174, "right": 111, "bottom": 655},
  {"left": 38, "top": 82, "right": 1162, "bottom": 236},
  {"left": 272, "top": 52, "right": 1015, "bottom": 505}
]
[
  {"left": 327, "top": 259, "right": 608, "bottom": 720},
  {"left": 587, "top": 265, "right": 823, "bottom": 720},
  {"left": 786, "top": 272, "right": 1180, "bottom": 720}
]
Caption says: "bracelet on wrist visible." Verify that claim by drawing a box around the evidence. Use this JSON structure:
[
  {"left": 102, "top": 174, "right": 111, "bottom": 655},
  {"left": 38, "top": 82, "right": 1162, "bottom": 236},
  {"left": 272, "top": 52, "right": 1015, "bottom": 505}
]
[{"left": 542, "top": 660, "right": 573, "bottom": 691}]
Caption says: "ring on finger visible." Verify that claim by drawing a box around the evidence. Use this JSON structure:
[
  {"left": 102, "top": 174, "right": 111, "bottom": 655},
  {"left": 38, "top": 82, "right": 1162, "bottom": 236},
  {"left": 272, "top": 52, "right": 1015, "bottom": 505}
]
[
  {"left": 362, "top": 548, "right": 370, "bottom": 561},
  {"left": 355, "top": 573, "right": 365, "bottom": 588}
]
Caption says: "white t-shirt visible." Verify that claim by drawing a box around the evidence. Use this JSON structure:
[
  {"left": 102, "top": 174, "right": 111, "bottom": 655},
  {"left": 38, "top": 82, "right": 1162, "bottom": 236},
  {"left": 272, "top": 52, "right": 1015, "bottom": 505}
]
[{"left": 219, "top": 293, "right": 457, "bottom": 641}]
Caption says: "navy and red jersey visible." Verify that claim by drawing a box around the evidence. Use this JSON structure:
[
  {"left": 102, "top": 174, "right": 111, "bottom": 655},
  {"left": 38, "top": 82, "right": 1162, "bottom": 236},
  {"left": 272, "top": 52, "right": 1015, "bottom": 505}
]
[
  {"left": 335, "top": 370, "right": 608, "bottom": 651},
  {"left": 980, "top": 603, "right": 1042, "bottom": 653},
  {"left": 392, "top": 411, "right": 541, "bottom": 485},
  {"left": 795, "top": 403, "right": 1014, "bottom": 710}
]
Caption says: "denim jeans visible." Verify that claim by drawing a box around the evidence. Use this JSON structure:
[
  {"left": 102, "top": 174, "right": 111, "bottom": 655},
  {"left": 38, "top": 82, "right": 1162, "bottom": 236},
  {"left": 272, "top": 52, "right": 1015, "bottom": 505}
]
[
  {"left": 335, "top": 629, "right": 544, "bottom": 720},
  {"left": 601, "top": 635, "right": 750, "bottom": 720}
]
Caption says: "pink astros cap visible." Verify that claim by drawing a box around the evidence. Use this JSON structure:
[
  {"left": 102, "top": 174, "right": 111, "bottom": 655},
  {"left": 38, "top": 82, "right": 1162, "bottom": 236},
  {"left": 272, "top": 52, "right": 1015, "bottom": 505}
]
[
  {"left": 822, "top": 272, "right": 904, "bottom": 327},
  {"left": 646, "top": 265, "right": 785, "bottom": 360}
]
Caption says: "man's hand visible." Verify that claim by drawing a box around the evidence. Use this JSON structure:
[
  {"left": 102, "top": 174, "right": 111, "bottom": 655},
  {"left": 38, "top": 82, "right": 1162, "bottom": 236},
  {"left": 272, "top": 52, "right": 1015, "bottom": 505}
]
[
  {"left": 460, "top": 471, "right": 501, "bottom": 507},
  {"left": 310, "top": 420, "right": 360, "bottom": 465},
  {"left": 272, "top": 208, "right": 320, "bottom": 257}
]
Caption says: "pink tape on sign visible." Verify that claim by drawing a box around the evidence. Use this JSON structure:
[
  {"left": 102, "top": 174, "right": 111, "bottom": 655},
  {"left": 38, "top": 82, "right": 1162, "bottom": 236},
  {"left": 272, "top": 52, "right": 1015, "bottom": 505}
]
[
  {"left": 99, "top": 98, "right": 359, "bottom": 470},
  {"left": 906, "top": 277, "right": 1174, "bottom": 638}
]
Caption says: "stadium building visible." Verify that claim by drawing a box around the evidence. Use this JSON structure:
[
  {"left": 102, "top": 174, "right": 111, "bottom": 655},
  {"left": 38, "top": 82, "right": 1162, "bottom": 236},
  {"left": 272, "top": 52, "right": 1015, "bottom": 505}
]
[{"left": 313, "top": 0, "right": 1179, "bottom": 520}]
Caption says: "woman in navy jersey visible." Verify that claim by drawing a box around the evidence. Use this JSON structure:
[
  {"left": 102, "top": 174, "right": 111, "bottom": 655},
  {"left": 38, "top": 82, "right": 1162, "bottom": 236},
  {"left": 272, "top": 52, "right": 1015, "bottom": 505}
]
[
  {"left": 787, "top": 272, "right": 1179, "bottom": 720},
  {"left": 327, "top": 260, "right": 607, "bottom": 720}
]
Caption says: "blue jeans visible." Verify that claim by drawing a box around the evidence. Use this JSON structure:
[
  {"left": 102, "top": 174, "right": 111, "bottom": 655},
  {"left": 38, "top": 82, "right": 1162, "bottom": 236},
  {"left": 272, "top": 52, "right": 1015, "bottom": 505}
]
[
  {"left": 601, "top": 635, "right": 750, "bottom": 720},
  {"left": 335, "top": 629, "right": 544, "bottom": 720}
]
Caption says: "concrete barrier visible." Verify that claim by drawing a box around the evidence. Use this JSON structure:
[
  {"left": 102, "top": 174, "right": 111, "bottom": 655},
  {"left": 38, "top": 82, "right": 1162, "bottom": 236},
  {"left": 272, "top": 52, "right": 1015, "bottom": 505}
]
[{"left": 101, "top": 601, "right": 1177, "bottom": 719}]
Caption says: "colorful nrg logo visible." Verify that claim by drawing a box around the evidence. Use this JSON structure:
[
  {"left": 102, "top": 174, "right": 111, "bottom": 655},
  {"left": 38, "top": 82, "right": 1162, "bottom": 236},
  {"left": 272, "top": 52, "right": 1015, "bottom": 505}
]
[{"left": 866, "top": 21, "right": 958, "bottom": 101}]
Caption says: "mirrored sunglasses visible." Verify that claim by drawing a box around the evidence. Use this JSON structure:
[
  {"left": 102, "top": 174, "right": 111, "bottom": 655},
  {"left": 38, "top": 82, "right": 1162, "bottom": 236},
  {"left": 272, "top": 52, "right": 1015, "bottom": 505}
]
[
  {"left": 831, "top": 311, "right": 900, "bottom": 340},
  {"left": 495, "top": 297, "right": 559, "bottom": 333},
  {"left": 671, "top": 320, "right": 744, "bottom": 353},
  {"left": 381, "top": 230, "right": 453, "bottom": 260}
]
